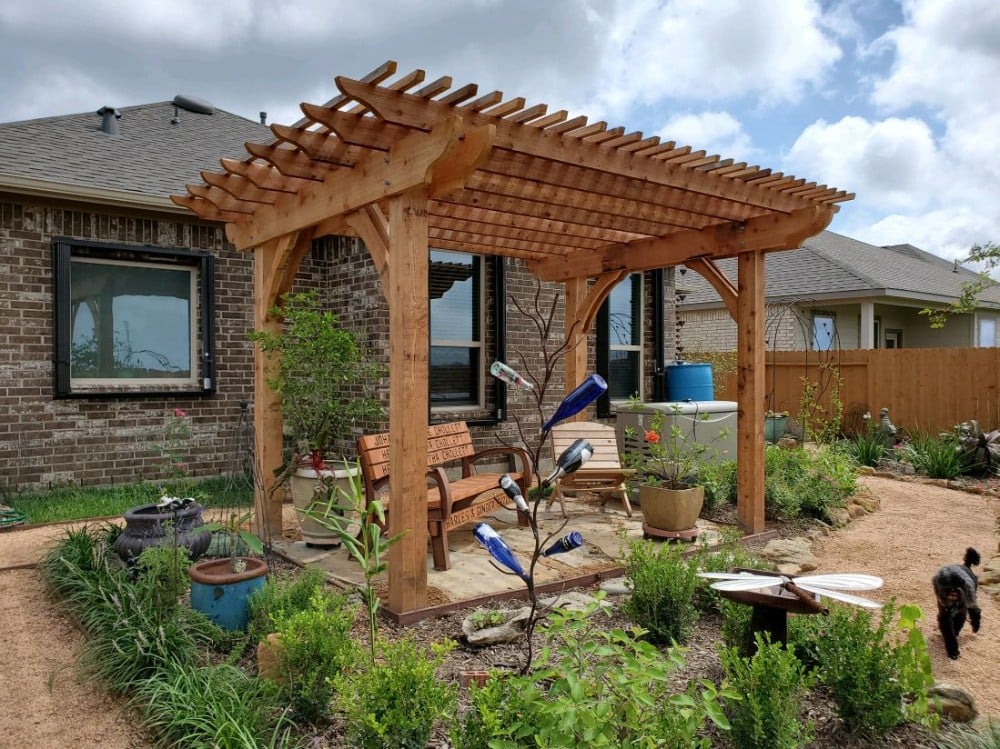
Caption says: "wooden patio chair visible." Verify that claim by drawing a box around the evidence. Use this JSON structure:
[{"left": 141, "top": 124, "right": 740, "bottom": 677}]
[{"left": 547, "top": 420, "right": 634, "bottom": 517}]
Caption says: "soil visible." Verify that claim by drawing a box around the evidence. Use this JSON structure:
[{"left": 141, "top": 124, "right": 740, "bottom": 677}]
[{"left": 1, "top": 474, "right": 998, "bottom": 748}]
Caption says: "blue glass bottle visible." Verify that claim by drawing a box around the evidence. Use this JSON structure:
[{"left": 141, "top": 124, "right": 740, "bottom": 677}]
[
  {"left": 473, "top": 523, "right": 529, "bottom": 582},
  {"left": 542, "top": 374, "right": 608, "bottom": 432},
  {"left": 542, "top": 531, "right": 584, "bottom": 557}
]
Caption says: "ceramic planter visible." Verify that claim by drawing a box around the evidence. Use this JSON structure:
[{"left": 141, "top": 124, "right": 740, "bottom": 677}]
[
  {"left": 113, "top": 502, "right": 212, "bottom": 564},
  {"left": 289, "top": 462, "right": 360, "bottom": 547},
  {"left": 638, "top": 484, "right": 704, "bottom": 532},
  {"left": 188, "top": 557, "right": 268, "bottom": 630},
  {"left": 765, "top": 415, "right": 789, "bottom": 443}
]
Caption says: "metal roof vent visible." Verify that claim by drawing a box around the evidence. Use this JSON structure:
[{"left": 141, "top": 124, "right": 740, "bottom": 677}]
[
  {"left": 172, "top": 94, "right": 215, "bottom": 115},
  {"left": 96, "top": 106, "right": 121, "bottom": 135}
]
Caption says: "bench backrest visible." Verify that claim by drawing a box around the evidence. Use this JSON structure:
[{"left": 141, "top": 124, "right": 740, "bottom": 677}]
[
  {"left": 551, "top": 420, "right": 624, "bottom": 472},
  {"left": 357, "top": 421, "right": 475, "bottom": 486}
]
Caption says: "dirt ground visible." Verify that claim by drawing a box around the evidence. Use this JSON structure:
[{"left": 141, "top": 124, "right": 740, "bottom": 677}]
[{"left": 1, "top": 476, "right": 998, "bottom": 747}]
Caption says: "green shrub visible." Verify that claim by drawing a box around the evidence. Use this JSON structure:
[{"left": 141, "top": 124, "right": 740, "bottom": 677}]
[
  {"left": 764, "top": 445, "right": 855, "bottom": 521},
  {"left": 135, "top": 660, "right": 297, "bottom": 749},
  {"left": 624, "top": 539, "right": 699, "bottom": 644},
  {"left": 39, "top": 523, "right": 121, "bottom": 597},
  {"left": 720, "top": 634, "right": 815, "bottom": 749},
  {"left": 904, "top": 431, "right": 964, "bottom": 479},
  {"left": 720, "top": 598, "right": 754, "bottom": 651},
  {"left": 692, "top": 529, "right": 772, "bottom": 613},
  {"left": 272, "top": 589, "right": 358, "bottom": 724},
  {"left": 844, "top": 423, "right": 888, "bottom": 467},
  {"left": 247, "top": 566, "right": 328, "bottom": 644},
  {"left": 135, "top": 544, "right": 192, "bottom": 614},
  {"left": 335, "top": 637, "right": 456, "bottom": 749},
  {"left": 698, "top": 459, "right": 738, "bottom": 509},
  {"left": 800, "top": 602, "right": 933, "bottom": 735},
  {"left": 450, "top": 672, "right": 544, "bottom": 749}
]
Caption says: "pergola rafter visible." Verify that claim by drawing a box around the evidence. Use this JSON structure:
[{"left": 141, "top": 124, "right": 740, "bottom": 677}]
[{"left": 171, "top": 60, "right": 852, "bottom": 616}]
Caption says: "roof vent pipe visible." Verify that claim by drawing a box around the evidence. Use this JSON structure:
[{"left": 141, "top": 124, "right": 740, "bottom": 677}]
[
  {"left": 171, "top": 105, "right": 180, "bottom": 125},
  {"left": 259, "top": 111, "right": 267, "bottom": 125},
  {"left": 96, "top": 106, "right": 121, "bottom": 135}
]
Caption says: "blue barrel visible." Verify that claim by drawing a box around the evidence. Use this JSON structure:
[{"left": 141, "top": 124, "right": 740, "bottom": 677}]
[{"left": 665, "top": 362, "right": 714, "bottom": 401}]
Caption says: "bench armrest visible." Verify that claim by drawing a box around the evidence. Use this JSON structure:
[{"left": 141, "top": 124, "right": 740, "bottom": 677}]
[
  {"left": 462, "top": 446, "right": 534, "bottom": 490},
  {"left": 366, "top": 466, "right": 454, "bottom": 522}
]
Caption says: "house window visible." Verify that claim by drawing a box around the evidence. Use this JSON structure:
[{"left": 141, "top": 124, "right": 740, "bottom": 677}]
[
  {"left": 812, "top": 313, "right": 835, "bottom": 351},
  {"left": 607, "top": 273, "right": 643, "bottom": 400},
  {"left": 885, "top": 329, "right": 902, "bottom": 349},
  {"left": 53, "top": 239, "right": 214, "bottom": 397},
  {"left": 977, "top": 315, "right": 997, "bottom": 348},
  {"left": 429, "top": 249, "right": 482, "bottom": 408}
]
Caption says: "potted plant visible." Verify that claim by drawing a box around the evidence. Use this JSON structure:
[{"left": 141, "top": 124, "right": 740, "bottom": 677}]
[
  {"left": 621, "top": 396, "right": 730, "bottom": 533},
  {"left": 248, "top": 291, "right": 384, "bottom": 547},
  {"left": 188, "top": 509, "right": 267, "bottom": 630}
]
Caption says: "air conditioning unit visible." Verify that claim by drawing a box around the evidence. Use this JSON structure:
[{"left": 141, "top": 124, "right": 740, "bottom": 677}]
[{"left": 614, "top": 400, "right": 738, "bottom": 464}]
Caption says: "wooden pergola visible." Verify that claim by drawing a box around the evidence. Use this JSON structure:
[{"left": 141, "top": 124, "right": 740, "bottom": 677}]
[{"left": 172, "top": 61, "right": 852, "bottom": 615}]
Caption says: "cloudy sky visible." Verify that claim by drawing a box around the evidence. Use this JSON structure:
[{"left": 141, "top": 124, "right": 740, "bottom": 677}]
[{"left": 1, "top": 0, "right": 998, "bottom": 265}]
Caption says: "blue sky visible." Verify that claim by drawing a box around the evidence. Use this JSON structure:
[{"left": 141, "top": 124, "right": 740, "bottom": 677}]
[{"left": 1, "top": 0, "right": 998, "bottom": 266}]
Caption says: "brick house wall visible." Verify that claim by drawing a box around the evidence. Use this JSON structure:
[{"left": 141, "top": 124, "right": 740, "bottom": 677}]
[{"left": 1, "top": 195, "right": 677, "bottom": 490}]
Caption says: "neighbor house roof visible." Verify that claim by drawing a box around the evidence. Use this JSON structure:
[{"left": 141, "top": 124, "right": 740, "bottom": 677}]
[
  {"left": 677, "top": 230, "right": 1000, "bottom": 310},
  {"left": 0, "top": 101, "right": 269, "bottom": 211}
]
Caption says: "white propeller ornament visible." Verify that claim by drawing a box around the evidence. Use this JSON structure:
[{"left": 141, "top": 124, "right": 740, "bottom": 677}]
[{"left": 697, "top": 571, "right": 884, "bottom": 609}]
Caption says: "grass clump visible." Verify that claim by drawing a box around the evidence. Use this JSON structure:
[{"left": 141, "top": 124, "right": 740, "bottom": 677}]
[
  {"left": 721, "top": 634, "right": 815, "bottom": 749},
  {"left": 903, "top": 430, "right": 965, "bottom": 479},
  {"left": 623, "top": 539, "right": 699, "bottom": 645}
]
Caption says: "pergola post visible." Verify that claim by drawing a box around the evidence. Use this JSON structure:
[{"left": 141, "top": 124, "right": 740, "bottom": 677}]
[
  {"left": 736, "top": 250, "right": 766, "bottom": 533},
  {"left": 563, "top": 278, "right": 589, "bottom": 397},
  {"left": 386, "top": 186, "right": 430, "bottom": 613}
]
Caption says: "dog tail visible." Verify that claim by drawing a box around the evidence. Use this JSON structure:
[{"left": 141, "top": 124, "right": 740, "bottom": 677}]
[{"left": 964, "top": 547, "right": 981, "bottom": 568}]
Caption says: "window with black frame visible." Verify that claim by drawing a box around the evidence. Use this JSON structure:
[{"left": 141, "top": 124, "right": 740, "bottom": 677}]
[
  {"left": 607, "top": 273, "right": 643, "bottom": 400},
  {"left": 53, "top": 239, "right": 214, "bottom": 397},
  {"left": 429, "top": 249, "right": 482, "bottom": 408}
]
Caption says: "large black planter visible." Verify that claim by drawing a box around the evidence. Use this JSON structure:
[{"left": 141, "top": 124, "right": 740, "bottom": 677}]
[{"left": 113, "top": 502, "right": 212, "bottom": 564}]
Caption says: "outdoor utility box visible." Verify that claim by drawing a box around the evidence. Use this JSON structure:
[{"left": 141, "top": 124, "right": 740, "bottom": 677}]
[{"left": 614, "top": 400, "right": 738, "bottom": 467}]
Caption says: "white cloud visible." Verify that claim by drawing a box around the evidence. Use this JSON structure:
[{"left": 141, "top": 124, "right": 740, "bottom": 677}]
[
  {"left": 655, "top": 111, "right": 759, "bottom": 164},
  {"left": 591, "top": 0, "right": 842, "bottom": 116}
]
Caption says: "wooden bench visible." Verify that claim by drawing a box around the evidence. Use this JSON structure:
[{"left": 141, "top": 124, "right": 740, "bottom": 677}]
[
  {"left": 548, "top": 420, "right": 634, "bottom": 517},
  {"left": 356, "top": 421, "right": 533, "bottom": 571}
]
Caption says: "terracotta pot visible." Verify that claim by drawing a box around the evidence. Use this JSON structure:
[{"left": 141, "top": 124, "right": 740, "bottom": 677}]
[
  {"left": 289, "top": 462, "right": 360, "bottom": 547},
  {"left": 638, "top": 485, "right": 704, "bottom": 531}
]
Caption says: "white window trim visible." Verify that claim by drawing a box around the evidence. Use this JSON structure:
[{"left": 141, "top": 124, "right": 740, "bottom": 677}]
[
  {"left": 609, "top": 272, "right": 644, "bottom": 402},
  {"left": 975, "top": 312, "right": 998, "bottom": 348},
  {"left": 430, "top": 248, "right": 485, "bottom": 410}
]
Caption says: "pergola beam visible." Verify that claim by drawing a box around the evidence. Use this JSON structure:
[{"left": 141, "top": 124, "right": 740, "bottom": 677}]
[{"left": 527, "top": 205, "right": 832, "bottom": 282}]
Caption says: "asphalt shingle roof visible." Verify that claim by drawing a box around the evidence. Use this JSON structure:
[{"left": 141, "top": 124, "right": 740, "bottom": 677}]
[
  {"left": 678, "top": 230, "right": 1000, "bottom": 308},
  {"left": 0, "top": 101, "right": 269, "bottom": 199}
]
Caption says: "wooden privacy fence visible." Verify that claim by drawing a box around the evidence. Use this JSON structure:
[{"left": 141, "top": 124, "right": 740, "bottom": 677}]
[{"left": 715, "top": 347, "right": 1000, "bottom": 435}]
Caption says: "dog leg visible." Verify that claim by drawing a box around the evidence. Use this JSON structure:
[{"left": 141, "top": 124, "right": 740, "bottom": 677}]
[
  {"left": 970, "top": 606, "right": 981, "bottom": 634},
  {"left": 938, "top": 608, "right": 960, "bottom": 659}
]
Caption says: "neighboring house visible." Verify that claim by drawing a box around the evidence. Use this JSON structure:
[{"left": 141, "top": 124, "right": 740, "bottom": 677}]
[
  {"left": 677, "top": 230, "right": 1000, "bottom": 353},
  {"left": 0, "top": 99, "right": 678, "bottom": 491}
]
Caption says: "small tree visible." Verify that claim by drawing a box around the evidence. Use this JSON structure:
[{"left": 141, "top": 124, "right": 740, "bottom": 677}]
[{"left": 921, "top": 241, "right": 1000, "bottom": 328}]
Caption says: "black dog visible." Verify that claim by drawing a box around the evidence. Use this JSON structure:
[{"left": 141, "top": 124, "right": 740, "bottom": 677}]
[{"left": 932, "top": 547, "right": 981, "bottom": 659}]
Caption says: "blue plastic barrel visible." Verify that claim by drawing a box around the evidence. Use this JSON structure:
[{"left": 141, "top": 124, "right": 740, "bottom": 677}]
[{"left": 665, "top": 362, "right": 714, "bottom": 401}]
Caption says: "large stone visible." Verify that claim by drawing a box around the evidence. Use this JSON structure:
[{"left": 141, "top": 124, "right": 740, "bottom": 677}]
[
  {"left": 826, "top": 507, "right": 851, "bottom": 528},
  {"left": 928, "top": 682, "right": 978, "bottom": 723},
  {"left": 761, "top": 537, "right": 817, "bottom": 575},
  {"left": 978, "top": 556, "right": 1000, "bottom": 587},
  {"left": 256, "top": 633, "right": 286, "bottom": 685},
  {"left": 462, "top": 606, "right": 532, "bottom": 647}
]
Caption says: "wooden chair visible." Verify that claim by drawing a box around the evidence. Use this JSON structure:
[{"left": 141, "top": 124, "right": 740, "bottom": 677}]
[{"left": 547, "top": 420, "right": 634, "bottom": 517}]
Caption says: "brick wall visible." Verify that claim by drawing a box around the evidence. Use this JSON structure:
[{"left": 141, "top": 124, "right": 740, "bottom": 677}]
[{"left": 1, "top": 195, "right": 677, "bottom": 490}]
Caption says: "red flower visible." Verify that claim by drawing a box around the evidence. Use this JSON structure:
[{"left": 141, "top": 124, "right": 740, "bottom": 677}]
[
  {"left": 173, "top": 408, "right": 187, "bottom": 418},
  {"left": 644, "top": 430, "right": 660, "bottom": 444}
]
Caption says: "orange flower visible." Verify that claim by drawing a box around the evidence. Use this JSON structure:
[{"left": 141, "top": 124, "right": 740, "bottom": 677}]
[{"left": 644, "top": 430, "right": 660, "bottom": 444}]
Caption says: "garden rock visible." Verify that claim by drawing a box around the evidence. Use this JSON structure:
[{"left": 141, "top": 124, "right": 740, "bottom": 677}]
[
  {"left": 461, "top": 606, "right": 531, "bottom": 647},
  {"left": 600, "top": 578, "right": 632, "bottom": 597},
  {"left": 850, "top": 494, "right": 880, "bottom": 514},
  {"left": 541, "top": 590, "right": 602, "bottom": 612},
  {"left": 256, "top": 633, "right": 286, "bottom": 685},
  {"left": 825, "top": 507, "right": 851, "bottom": 528},
  {"left": 928, "top": 682, "right": 978, "bottom": 722},
  {"left": 761, "top": 537, "right": 817, "bottom": 575},
  {"left": 978, "top": 555, "right": 1000, "bottom": 595}
]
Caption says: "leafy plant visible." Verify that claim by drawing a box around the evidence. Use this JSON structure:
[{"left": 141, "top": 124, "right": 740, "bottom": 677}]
[
  {"left": 200, "top": 509, "right": 265, "bottom": 573},
  {"left": 335, "top": 637, "right": 456, "bottom": 749},
  {"left": 698, "top": 458, "right": 738, "bottom": 509},
  {"left": 846, "top": 419, "right": 889, "bottom": 467},
  {"left": 247, "top": 567, "right": 328, "bottom": 645},
  {"left": 300, "top": 463, "right": 405, "bottom": 662},
  {"left": 955, "top": 419, "right": 1000, "bottom": 475},
  {"left": 721, "top": 634, "right": 816, "bottom": 749},
  {"left": 623, "top": 539, "right": 700, "bottom": 645},
  {"left": 797, "top": 601, "right": 930, "bottom": 736},
  {"left": 903, "top": 431, "right": 965, "bottom": 479},
  {"left": 467, "top": 608, "right": 510, "bottom": 630},
  {"left": 797, "top": 362, "right": 843, "bottom": 445},
  {"left": 247, "top": 290, "right": 383, "bottom": 473},
  {"left": 621, "top": 394, "right": 731, "bottom": 490},
  {"left": 449, "top": 672, "right": 544, "bottom": 749},
  {"left": 763, "top": 444, "right": 854, "bottom": 521},
  {"left": 271, "top": 589, "right": 358, "bottom": 724},
  {"left": 526, "top": 597, "right": 735, "bottom": 747}
]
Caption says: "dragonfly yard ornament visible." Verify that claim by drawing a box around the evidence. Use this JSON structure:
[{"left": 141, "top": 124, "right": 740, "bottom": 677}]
[{"left": 697, "top": 569, "right": 885, "bottom": 654}]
